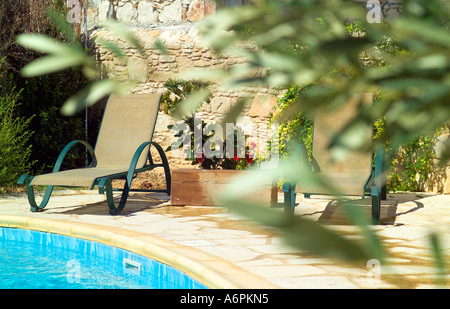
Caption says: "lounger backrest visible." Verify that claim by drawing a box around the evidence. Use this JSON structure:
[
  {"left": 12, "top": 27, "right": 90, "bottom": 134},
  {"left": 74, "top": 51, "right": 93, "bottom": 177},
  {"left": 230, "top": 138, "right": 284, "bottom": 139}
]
[
  {"left": 94, "top": 93, "right": 162, "bottom": 169},
  {"left": 312, "top": 93, "right": 373, "bottom": 175},
  {"left": 293, "top": 93, "right": 374, "bottom": 196}
]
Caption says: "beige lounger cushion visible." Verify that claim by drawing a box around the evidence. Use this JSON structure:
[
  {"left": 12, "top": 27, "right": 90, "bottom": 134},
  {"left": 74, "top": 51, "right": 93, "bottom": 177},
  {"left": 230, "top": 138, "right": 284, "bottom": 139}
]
[{"left": 30, "top": 168, "right": 128, "bottom": 187}]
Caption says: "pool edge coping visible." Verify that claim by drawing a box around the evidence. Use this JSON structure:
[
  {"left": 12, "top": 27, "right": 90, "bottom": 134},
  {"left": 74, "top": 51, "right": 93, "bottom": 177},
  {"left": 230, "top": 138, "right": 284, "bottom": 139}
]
[{"left": 0, "top": 215, "right": 280, "bottom": 290}]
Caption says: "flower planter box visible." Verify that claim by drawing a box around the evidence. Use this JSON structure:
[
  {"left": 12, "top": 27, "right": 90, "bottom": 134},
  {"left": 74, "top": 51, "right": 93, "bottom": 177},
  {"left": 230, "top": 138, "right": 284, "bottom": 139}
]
[{"left": 170, "top": 169, "right": 277, "bottom": 206}]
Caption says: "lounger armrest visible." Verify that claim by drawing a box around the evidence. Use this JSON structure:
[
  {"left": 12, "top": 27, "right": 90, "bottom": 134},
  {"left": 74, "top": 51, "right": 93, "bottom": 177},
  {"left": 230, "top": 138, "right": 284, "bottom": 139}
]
[
  {"left": 126, "top": 141, "right": 152, "bottom": 180},
  {"left": 281, "top": 182, "right": 292, "bottom": 193},
  {"left": 150, "top": 141, "right": 168, "bottom": 163},
  {"left": 127, "top": 141, "right": 169, "bottom": 173},
  {"left": 99, "top": 141, "right": 169, "bottom": 192},
  {"left": 17, "top": 174, "right": 31, "bottom": 185},
  {"left": 53, "top": 140, "right": 96, "bottom": 173},
  {"left": 150, "top": 141, "right": 171, "bottom": 195}
]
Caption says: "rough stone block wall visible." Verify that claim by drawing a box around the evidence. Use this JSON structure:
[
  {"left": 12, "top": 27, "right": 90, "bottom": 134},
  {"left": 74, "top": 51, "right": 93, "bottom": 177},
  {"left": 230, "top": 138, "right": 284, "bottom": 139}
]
[
  {"left": 90, "top": 23, "right": 278, "bottom": 172},
  {"left": 87, "top": 0, "right": 218, "bottom": 26}
]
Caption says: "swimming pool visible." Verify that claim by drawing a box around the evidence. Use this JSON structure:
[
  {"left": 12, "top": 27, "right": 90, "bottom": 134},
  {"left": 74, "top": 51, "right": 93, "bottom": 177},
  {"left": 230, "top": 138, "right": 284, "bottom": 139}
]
[{"left": 0, "top": 227, "right": 208, "bottom": 289}]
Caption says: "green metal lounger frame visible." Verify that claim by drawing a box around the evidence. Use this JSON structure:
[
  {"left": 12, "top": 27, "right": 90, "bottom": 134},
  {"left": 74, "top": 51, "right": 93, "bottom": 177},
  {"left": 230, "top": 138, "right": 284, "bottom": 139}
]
[
  {"left": 281, "top": 93, "right": 387, "bottom": 224},
  {"left": 18, "top": 93, "right": 171, "bottom": 215}
]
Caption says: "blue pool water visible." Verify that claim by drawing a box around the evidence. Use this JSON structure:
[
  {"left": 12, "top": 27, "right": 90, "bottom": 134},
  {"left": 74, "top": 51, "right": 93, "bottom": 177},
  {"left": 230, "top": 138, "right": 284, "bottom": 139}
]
[{"left": 0, "top": 227, "right": 207, "bottom": 289}]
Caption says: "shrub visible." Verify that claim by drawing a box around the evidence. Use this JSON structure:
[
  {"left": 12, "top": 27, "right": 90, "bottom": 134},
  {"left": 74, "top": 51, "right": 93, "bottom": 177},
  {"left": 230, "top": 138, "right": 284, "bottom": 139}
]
[
  {"left": 0, "top": 60, "right": 34, "bottom": 193},
  {"left": 18, "top": 67, "right": 89, "bottom": 174},
  {"left": 388, "top": 135, "right": 437, "bottom": 192},
  {"left": 0, "top": 1, "right": 90, "bottom": 174},
  {"left": 269, "top": 86, "right": 313, "bottom": 160}
]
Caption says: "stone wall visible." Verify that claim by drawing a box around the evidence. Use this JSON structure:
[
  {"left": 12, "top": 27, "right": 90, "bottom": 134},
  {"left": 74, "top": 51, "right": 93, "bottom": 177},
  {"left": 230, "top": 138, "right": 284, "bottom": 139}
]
[
  {"left": 90, "top": 22, "right": 278, "bottom": 172},
  {"left": 86, "top": 0, "right": 217, "bottom": 26},
  {"left": 86, "top": 0, "right": 404, "bottom": 28}
]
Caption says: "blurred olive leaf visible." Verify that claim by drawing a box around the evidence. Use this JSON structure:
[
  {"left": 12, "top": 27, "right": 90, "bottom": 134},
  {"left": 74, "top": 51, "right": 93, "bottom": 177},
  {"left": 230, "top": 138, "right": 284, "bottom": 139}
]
[
  {"left": 60, "top": 79, "right": 135, "bottom": 116},
  {"left": 99, "top": 20, "right": 145, "bottom": 56},
  {"left": 19, "top": 54, "right": 84, "bottom": 77},
  {"left": 95, "top": 38, "right": 127, "bottom": 62},
  {"left": 16, "top": 34, "right": 77, "bottom": 55},
  {"left": 225, "top": 199, "right": 374, "bottom": 263},
  {"left": 16, "top": 32, "right": 91, "bottom": 79},
  {"left": 220, "top": 97, "right": 250, "bottom": 128},
  {"left": 46, "top": 8, "right": 79, "bottom": 43},
  {"left": 171, "top": 88, "right": 212, "bottom": 119},
  {"left": 429, "top": 232, "right": 448, "bottom": 287},
  {"left": 189, "top": 0, "right": 448, "bottom": 280}
]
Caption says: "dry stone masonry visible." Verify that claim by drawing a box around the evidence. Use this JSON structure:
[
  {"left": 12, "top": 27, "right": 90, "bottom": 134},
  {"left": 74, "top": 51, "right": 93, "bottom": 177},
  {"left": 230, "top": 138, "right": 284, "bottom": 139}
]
[
  {"left": 87, "top": 0, "right": 277, "bottom": 171},
  {"left": 87, "top": 0, "right": 218, "bottom": 26}
]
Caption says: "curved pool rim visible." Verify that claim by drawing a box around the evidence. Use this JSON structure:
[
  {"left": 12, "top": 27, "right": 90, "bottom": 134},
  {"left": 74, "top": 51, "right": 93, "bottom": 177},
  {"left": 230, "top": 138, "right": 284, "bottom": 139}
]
[{"left": 0, "top": 215, "right": 278, "bottom": 289}]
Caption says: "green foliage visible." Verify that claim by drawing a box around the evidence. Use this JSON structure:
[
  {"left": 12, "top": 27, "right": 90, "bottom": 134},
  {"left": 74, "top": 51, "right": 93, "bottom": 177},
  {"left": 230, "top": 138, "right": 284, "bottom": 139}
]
[
  {"left": 270, "top": 86, "right": 313, "bottom": 160},
  {"left": 345, "top": 20, "right": 365, "bottom": 35},
  {"left": 373, "top": 91, "right": 446, "bottom": 192},
  {"left": 0, "top": 60, "right": 34, "bottom": 193},
  {"left": 17, "top": 67, "right": 89, "bottom": 174},
  {"left": 160, "top": 79, "right": 212, "bottom": 118},
  {"left": 0, "top": 0, "right": 69, "bottom": 72},
  {"left": 0, "top": 2, "right": 90, "bottom": 175},
  {"left": 388, "top": 134, "right": 438, "bottom": 192}
]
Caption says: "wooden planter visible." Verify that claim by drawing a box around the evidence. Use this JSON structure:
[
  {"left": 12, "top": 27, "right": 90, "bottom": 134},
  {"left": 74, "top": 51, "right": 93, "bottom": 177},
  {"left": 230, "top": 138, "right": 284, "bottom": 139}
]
[{"left": 170, "top": 169, "right": 277, "bottom": 206}]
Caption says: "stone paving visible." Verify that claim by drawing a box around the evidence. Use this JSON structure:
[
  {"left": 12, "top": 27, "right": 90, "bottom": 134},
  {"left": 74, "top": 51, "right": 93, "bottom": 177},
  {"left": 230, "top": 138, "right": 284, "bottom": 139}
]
[{"left": 0, "top": 189, "right": 448, "bottom": 289}]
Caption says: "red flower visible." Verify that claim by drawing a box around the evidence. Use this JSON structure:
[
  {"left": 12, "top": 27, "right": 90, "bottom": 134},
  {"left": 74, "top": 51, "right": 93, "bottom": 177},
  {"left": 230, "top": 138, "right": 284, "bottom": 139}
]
[
  {"left": 196, "top": 153, "right": 204, "bottom": 163},
  {"left": 245, "top": 152, "right": 253, "bottom": 164}
]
